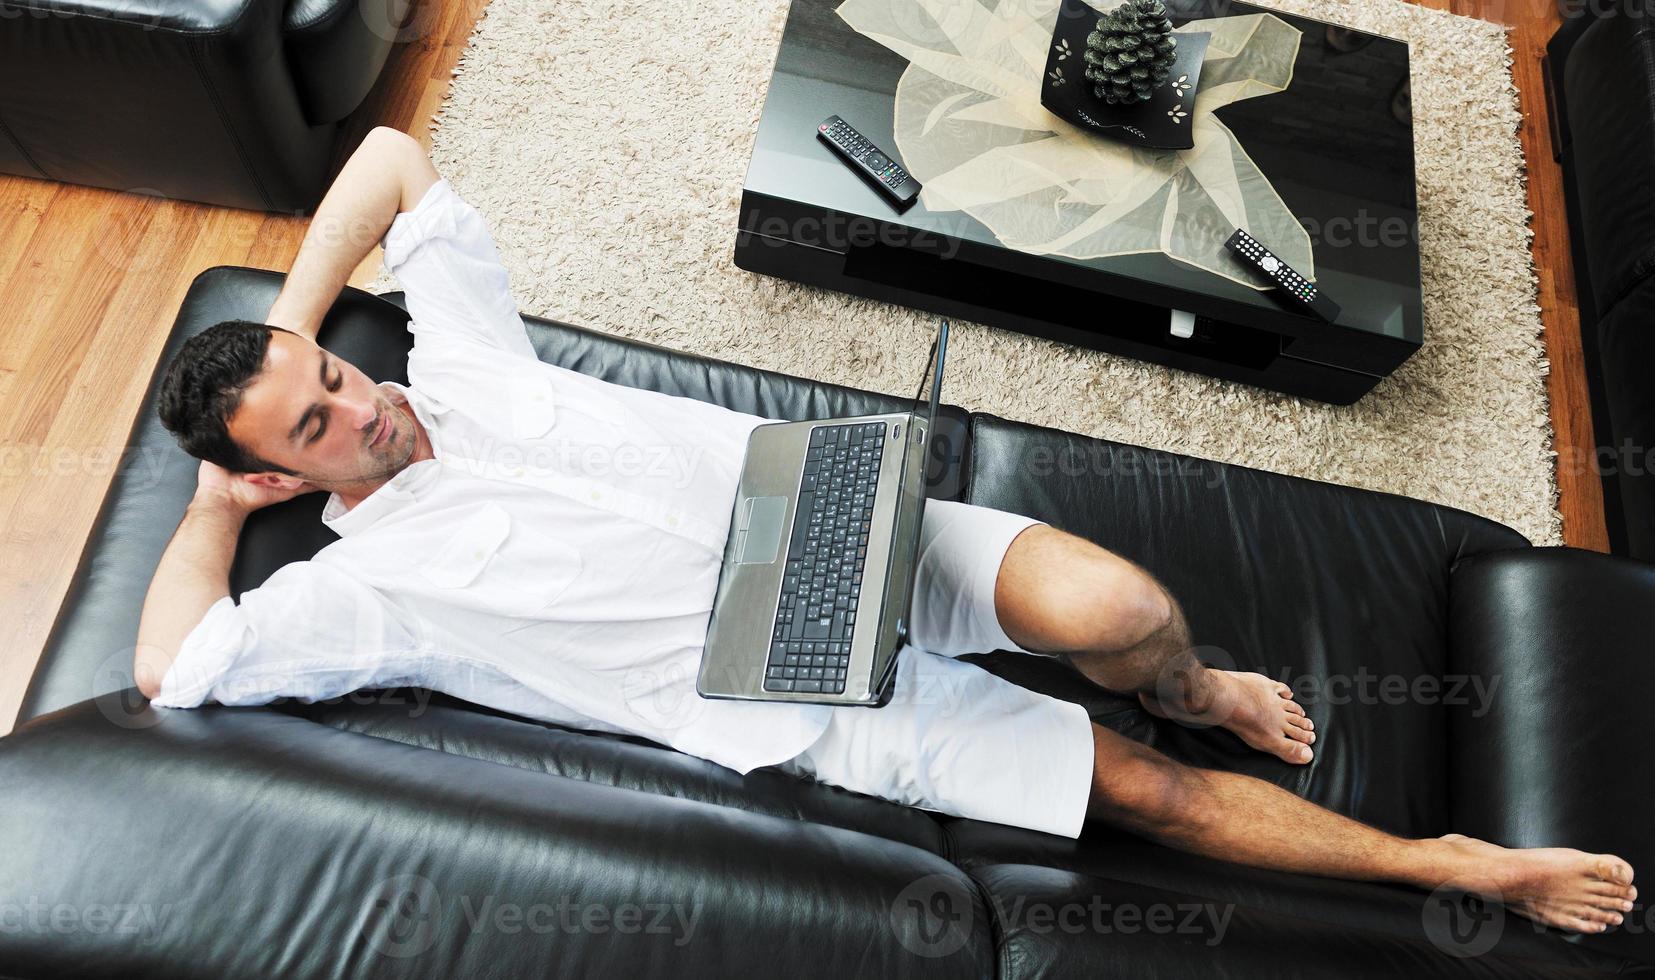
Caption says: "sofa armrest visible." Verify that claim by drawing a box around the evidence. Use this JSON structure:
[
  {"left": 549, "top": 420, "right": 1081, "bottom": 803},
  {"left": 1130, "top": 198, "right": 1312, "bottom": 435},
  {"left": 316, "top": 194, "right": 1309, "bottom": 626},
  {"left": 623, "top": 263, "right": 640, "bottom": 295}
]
[
  {"left": 1448, "top": 547, "right": 1655, "bottom": 964},
  {"left": 0, "top": 699, "right": 993, "bottom": 979}
]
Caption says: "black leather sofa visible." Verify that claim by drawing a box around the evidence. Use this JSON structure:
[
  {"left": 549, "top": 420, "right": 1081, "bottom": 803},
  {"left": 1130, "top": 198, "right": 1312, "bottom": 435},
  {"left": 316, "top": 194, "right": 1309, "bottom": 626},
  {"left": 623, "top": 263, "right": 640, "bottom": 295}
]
[
  {"left": 3, "top": 266, "right": 1654, "bottom": 977},
  {"left": 0, "top": 0, "right": 412, "bottom": 212},
  {"left": 1548, "top": 1, "right": 1655, "bottom": 560}
]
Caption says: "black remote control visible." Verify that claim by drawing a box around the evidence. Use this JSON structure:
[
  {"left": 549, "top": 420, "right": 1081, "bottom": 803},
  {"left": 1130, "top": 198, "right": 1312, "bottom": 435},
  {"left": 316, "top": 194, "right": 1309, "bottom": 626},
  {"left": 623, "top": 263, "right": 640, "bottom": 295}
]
[
  {"left": 817, "top": 115, "right": 922, "bottom": 207},
  {"left": 1225, "top": 229, "right": 1342, "bottom": 323}
]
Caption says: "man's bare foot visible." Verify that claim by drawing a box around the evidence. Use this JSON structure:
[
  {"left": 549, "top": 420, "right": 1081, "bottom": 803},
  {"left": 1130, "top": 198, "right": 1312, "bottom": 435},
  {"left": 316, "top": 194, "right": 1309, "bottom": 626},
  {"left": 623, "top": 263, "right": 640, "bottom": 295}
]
[
  {"left": 1140, "top": 669, "right": 1315, "bottom": 765},
  {"left": 1438, "top": 833, "right": 1637, "bottom": 934}
]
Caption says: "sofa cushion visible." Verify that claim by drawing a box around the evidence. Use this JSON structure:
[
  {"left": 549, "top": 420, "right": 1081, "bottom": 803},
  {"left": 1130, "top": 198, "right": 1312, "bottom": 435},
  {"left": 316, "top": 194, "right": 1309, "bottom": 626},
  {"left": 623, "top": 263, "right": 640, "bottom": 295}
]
[
  {"left": 964, "top": 860, "right": 1638, "bottom": 978},
  {"left": 282, "top": 692, "right": 949, "bottom": 855},
  {"left": 0, "top": 700, "right": 995, "bottom": 979},
  {"left": 955, "top": 413, "right": 1528, "bottom": 839}
]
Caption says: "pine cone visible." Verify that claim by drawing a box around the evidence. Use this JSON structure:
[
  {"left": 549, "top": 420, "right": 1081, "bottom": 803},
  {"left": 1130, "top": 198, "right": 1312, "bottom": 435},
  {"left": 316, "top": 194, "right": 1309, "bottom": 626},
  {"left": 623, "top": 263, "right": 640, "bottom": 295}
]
[{"left": 1084, "top": 0, "right": 1178, "bottom": 106}]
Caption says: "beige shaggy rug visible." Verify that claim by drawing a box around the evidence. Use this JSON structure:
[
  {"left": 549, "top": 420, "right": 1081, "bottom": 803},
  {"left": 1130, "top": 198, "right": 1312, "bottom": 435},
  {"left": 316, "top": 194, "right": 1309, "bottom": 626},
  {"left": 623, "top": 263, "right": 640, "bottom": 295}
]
[{"left": 365, "top": 0, "right": 1561, "bottom": 545}]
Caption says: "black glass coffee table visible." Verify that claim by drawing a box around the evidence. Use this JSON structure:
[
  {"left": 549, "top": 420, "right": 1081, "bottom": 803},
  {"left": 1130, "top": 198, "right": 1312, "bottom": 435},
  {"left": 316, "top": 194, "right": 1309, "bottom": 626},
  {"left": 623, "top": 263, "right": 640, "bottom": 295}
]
[{"left": 735, "top": 0, "right": 1421, "bottom": 404}]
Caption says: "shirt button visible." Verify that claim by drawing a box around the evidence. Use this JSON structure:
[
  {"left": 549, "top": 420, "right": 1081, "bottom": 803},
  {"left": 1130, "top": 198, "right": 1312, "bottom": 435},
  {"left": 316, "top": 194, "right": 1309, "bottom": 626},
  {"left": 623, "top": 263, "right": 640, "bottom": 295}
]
[
  {"left": 472, "top": 549, "right": 483, "bottom": 560},
  {"left": 667, "top": 516, "right": 679, "bottom": 526}
]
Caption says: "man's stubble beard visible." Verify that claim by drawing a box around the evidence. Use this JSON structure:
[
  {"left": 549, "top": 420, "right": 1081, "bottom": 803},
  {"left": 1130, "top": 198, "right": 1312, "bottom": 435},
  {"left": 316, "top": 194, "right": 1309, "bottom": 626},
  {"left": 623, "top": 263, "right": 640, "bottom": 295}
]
[
  {"left": 363, "top": 398, "right": 418, "bottom": 480},
  {"left": 298, "top": 396, "right": 418, "bottom": 491}
]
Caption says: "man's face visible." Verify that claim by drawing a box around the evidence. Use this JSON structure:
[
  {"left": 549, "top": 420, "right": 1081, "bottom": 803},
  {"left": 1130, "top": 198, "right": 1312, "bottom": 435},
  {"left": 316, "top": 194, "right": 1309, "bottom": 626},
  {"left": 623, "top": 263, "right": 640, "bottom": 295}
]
[{"left": 227, "top": 329, "right": 418, "bottom": 488}]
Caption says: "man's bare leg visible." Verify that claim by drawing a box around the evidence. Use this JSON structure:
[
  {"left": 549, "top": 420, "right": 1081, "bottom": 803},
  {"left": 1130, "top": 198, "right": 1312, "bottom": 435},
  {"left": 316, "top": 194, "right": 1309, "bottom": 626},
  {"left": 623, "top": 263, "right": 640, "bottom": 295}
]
[
  {"left": 1084, "top": 722, "right": 1638, "bottom": 934},
  {"left": 988, "top": 523, "right": 1638, "bottom": 932},
  {"left": 994, "top": 524, "right": 1315, "bottom": 764}
]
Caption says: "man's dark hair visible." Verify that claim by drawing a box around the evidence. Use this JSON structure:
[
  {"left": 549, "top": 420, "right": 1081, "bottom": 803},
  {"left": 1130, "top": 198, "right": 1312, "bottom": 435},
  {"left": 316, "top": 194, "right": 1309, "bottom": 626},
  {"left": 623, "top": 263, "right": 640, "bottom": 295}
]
[{"left": 157, "top": 319, "right": 300, "bottom": 475}]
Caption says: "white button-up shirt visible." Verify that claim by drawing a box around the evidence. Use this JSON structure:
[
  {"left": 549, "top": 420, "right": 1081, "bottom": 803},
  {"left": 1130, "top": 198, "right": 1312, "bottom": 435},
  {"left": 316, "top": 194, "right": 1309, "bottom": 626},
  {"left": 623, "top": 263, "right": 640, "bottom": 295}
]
[{"left": 153, "top": 177, "right": 835, "bottom": 775}]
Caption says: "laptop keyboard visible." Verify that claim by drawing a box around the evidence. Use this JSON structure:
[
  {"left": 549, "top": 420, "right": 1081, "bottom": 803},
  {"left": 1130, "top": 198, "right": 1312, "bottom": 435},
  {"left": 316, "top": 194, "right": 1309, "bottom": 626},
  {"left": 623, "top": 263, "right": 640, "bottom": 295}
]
[{"left": 765, "top": 421, "right": 887, "bottom": 695}]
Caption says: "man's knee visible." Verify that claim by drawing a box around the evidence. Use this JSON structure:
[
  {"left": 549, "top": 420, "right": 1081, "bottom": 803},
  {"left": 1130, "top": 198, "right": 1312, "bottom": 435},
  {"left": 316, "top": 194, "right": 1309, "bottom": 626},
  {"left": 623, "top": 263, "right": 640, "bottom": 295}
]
[
  {"left": 998, "top": 528, "right": 1174, "bottom": 654},
  {"left": 1084, "top": 726, "right": 1210, "bottom": 838},
  {"left": 1047, "top": 561, "right": 1173, "bottom": 654}
]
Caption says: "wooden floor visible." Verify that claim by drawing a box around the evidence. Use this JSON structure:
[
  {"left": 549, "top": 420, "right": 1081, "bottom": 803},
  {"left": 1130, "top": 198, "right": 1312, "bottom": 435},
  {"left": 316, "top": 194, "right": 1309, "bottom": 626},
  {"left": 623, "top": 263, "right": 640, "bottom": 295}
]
[{"left": 0, "top": 0, "right": 1598, "bottom": 736}]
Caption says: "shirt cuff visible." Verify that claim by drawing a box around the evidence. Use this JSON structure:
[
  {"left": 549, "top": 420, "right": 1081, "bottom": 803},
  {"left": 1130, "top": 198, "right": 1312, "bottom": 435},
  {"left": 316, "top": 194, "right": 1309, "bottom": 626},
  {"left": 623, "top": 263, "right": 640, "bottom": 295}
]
[
  {"left": 150, "top": 595, "right": 248, "bottom": 708},
  {"left": 381, "top": 177, "right": 458, "bottom": 271}
]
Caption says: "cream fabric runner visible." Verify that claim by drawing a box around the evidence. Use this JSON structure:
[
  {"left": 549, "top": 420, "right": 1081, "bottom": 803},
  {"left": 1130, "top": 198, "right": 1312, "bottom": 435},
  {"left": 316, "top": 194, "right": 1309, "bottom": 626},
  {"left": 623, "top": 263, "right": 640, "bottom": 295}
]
[{"left": 836, "top": 0, "right": 1312, "bottom": 287}]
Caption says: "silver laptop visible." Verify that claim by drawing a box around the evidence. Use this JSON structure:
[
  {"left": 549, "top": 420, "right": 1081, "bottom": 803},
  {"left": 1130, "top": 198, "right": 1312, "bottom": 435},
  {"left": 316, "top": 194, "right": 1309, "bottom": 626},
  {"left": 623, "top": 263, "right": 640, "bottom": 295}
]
[{"left": 697, "top": 320, "right": 949, "bottom": 707}]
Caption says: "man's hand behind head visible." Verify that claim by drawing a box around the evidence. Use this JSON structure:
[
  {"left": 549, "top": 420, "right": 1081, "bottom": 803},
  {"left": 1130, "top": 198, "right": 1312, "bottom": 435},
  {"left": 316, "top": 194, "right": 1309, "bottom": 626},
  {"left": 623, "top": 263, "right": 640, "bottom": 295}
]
[{"left": 194, "top": 459, "right": 314, "bottom": 515}]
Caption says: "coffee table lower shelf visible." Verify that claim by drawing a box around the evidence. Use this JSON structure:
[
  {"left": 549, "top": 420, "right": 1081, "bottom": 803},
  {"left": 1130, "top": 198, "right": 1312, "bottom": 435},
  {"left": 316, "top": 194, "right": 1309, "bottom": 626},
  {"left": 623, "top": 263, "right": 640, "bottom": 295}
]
[{"left": 735, "top": 229, "right": 1400, "bottom": 406}]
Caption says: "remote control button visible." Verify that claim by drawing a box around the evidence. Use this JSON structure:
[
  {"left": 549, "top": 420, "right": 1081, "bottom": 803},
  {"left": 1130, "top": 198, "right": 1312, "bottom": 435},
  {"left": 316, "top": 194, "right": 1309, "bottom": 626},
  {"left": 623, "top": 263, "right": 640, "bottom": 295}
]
[{"left": 1261, "top": 256, "right": 1280, "bottom": 273}]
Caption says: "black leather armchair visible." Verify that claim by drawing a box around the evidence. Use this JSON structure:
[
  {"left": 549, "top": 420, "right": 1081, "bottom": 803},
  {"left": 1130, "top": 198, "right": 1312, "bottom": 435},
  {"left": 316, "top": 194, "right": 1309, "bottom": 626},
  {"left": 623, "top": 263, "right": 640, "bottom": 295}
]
[
  {"left": 0, "top": 0, "right": 412, "bottom": 212},
  {"left": 3, "top": 266, "right": 1652, "bottom": 977}
]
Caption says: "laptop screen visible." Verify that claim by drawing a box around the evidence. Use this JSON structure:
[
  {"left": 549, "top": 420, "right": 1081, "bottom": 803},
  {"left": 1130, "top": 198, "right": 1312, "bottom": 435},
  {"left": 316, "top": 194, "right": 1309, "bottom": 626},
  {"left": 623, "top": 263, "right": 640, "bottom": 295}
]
[
  {"left": 913, "top": 321, "right": 947, "bottom": 432},
  {"left": 898, "top": 320, "right": 947, "bottom": 517},
  {"left": 885, "top": 319, "right": 948, "bottom": 646}
]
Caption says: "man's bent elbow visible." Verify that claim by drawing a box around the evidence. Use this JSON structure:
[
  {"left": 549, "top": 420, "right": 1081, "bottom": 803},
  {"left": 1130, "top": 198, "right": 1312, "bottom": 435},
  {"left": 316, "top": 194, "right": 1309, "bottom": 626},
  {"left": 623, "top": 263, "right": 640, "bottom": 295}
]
[
  {"left": 135, "top": 673, "right": 162, "bottom": 702},
  {"left": 367, "top": 124, "right": 417, "bottom": 149},
  {"left": 132, "top": 643, "right": 174, "bottom": 701}
]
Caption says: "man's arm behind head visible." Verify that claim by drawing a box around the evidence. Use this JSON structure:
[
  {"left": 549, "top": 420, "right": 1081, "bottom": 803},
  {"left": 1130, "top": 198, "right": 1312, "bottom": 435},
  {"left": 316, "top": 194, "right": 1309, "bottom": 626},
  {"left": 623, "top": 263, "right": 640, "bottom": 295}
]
[
  {"left": 263, "top": 126, "right": 442, "bottom": 342},
  {"left": 132, "top": 463, "right": 310, "bottom": 700}
]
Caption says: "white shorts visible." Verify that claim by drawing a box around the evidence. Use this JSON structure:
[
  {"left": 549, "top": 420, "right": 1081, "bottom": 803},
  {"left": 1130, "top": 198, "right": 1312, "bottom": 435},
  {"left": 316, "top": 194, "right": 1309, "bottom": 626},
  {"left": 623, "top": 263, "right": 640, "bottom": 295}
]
[{"left": 772, "top": 499, "right": 1097, "bottom": 839}]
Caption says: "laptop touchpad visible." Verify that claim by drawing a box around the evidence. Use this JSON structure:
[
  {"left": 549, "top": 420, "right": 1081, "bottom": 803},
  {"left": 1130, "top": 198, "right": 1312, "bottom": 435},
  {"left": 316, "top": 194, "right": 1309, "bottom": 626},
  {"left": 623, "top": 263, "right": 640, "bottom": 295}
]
[{"left": 736, "top": 496, "right": 787, "bottom": 565}]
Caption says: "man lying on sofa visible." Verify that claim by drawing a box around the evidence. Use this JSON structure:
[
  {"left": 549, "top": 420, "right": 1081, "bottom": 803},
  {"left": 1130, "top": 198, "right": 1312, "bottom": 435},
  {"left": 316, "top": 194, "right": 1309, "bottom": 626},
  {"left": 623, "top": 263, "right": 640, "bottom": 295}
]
[{"left": 134, "top": 126, "right": 1634, "bottom": 935}]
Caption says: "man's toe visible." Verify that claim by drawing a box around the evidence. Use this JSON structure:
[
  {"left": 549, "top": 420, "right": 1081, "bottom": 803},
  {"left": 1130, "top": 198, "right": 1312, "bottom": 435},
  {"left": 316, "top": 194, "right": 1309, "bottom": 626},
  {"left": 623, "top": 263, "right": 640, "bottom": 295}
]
[{"left": 1594, "top": 857, "right": 1634, "bottom": 885}]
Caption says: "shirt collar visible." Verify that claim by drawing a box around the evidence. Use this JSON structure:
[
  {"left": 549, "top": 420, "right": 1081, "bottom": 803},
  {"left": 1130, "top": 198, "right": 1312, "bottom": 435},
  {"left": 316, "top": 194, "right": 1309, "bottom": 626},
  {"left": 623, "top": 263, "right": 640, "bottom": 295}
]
[{"left": 320, "top": 382, "right": 445, "bottom": 537}]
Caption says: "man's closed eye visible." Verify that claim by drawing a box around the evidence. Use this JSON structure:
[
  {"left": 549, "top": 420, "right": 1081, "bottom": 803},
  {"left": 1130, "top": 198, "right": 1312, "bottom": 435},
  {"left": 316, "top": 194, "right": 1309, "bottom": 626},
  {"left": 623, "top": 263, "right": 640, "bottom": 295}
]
[{"left": 308, "top": 366, "right": 345, "bottom": 443}]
